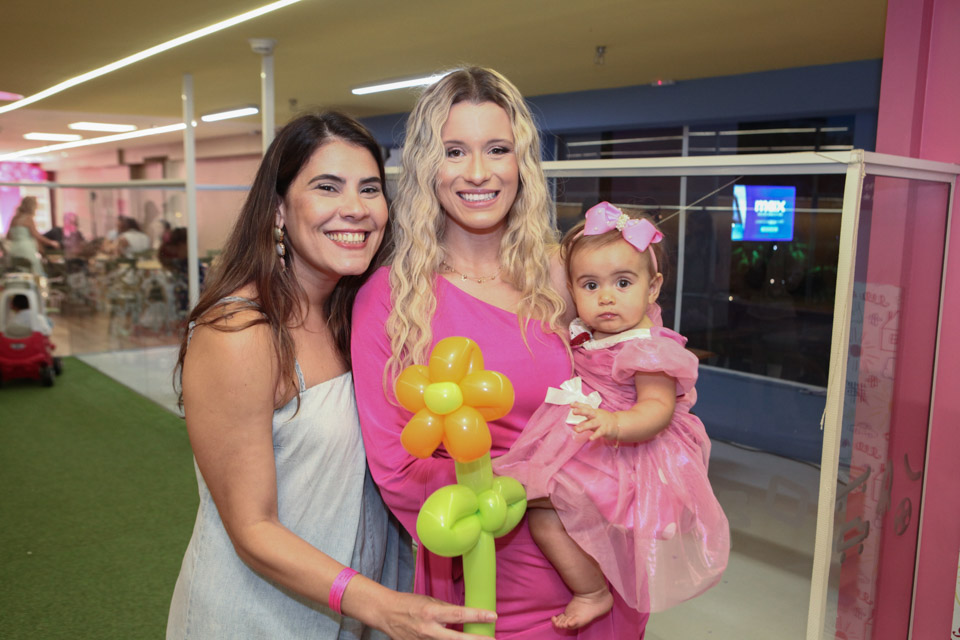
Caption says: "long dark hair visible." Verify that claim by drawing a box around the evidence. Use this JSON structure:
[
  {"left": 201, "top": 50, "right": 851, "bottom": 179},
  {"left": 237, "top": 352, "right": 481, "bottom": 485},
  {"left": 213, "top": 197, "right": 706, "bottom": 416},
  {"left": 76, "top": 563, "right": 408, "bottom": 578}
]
[{"left": 175, "top": 111, "right": 392, "bottom": 409}]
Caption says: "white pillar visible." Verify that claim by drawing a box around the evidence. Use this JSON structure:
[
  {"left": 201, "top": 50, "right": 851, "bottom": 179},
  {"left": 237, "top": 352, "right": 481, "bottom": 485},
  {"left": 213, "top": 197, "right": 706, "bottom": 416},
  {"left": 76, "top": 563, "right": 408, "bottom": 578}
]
[
  {"left": 673, "top": 125, "right": 689, "bottom": 331},
  {"left": 182, "top": 73, "right": 199, "bottom": 309},
  {"left": 250, "top": 38, "right": 276, "bottom": 153}
]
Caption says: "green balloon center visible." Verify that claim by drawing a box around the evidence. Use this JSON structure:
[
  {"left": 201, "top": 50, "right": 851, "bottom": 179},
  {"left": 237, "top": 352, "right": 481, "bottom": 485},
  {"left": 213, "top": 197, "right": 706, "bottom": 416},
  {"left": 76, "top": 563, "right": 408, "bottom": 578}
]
[{"left": 424, "top": 381, "right": 464, "bottom": 415}]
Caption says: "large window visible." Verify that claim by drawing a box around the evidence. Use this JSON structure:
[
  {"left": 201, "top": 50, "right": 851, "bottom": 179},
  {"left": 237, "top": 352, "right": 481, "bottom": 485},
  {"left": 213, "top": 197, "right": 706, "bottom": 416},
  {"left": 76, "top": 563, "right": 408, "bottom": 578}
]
[
  {"left": 556, "top": 116, "right": 856, "bottom": 161},
  {"left": 554, "top": 172, "right": 844, "bottom": 388}
]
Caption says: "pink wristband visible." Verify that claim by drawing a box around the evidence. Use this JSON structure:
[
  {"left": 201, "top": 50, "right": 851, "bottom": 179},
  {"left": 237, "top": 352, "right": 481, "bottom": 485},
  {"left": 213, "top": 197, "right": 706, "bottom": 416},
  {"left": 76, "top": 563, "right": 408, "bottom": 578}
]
[{"left": 328, "top": 567, "right": 359, "bottom": 615}]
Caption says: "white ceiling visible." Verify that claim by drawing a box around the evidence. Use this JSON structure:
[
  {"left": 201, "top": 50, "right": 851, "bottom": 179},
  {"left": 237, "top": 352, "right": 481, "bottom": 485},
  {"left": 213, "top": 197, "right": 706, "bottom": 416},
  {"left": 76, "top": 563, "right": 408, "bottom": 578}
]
[{"left": 0, "top": 0, "right": 887, "bottom": 163}]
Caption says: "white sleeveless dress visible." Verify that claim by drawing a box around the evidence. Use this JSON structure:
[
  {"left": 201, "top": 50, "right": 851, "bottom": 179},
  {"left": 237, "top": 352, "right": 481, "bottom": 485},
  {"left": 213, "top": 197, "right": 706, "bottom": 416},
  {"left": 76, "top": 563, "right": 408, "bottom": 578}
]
[
  {"left": 6, "top": 225, "right": 45, "bottom": 276},
  {"left": 167, "top": 298, "right": 413, "bottom": 639}
]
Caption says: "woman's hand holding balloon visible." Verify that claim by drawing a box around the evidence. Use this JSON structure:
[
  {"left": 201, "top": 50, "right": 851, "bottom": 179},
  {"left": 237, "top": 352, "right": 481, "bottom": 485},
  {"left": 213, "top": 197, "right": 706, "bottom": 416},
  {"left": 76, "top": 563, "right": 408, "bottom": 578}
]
[{"left": 364, "top": 589, "right": 497, "bottom": 640}]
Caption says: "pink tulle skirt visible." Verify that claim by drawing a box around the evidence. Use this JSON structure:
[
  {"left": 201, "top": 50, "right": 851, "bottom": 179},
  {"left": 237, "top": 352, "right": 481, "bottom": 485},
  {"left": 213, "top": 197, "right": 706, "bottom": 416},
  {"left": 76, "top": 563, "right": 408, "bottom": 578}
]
[{"left": 495, "top": 400, "right": 729, "bottom": 613}]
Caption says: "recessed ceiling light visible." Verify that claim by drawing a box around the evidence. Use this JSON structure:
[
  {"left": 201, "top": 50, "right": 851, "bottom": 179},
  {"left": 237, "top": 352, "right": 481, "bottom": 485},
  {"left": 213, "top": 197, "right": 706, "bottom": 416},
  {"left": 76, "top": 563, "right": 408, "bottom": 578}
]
[
  {"left": 352, "top": 72, "right": 451, "bottom": 95},
  {"left": 0, "top": 0, "right": 303, "bottom": 115},
  {"left": 68, "top": 122, "right": 138, "bottom": 132},
  {"left": 200, "top": 106, "right": 259, "bottom": 122},
  {"left": 24, "top": 132, "right": 83, "bottom": 142}
]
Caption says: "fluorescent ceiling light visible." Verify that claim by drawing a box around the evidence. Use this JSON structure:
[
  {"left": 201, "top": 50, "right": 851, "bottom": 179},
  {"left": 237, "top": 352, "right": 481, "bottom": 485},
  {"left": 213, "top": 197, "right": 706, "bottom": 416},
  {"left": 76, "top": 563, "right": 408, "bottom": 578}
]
[
  {"left": 68, "top": 121, "right": 138, "bottom": 132},
  {"left": 0, "top": 123, "right": 187, "bottom": 161},
  {"left": 0, "top": 0, "right": 302, "bottom": 115},
  {"left": 24, "top": 132, "right": 84, "bottom": 142},
  {"left": 352, "top": 72, "right": 451, "bottom": 95},
  {"left": 0, "top": 90, "right": 24, "bottom": 101},
  {"left": 201, "top": 106, "right": 259, "bottom": 122}
]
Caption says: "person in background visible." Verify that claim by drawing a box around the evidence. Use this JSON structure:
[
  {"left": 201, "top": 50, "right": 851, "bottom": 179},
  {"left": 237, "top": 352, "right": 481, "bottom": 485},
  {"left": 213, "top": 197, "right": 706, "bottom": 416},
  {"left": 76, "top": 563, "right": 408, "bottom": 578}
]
[
  {"left": 5, "top": 196, "right": 58, "bottom": 275},
  {"left": 114, "top": 216, "right": 151, "bottom": 258},
  {"left": 60, "top": 212, "right": 87, "bottom": 258},
  {"left": 167, "top": 110, "right": 494, "bottom": 640},
  {"left": 351, "top": 67, "right": 648, "bottom": 637},
  {"left": 5, "top": 293, "right": 52, "bottom": 336}
]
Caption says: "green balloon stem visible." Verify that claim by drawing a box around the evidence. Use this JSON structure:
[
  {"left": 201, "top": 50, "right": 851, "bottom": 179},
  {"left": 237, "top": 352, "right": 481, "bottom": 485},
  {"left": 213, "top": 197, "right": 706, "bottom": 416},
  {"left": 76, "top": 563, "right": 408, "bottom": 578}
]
[
  {"left": 462, "top": 531, "right": 497, "bottom": 637},
  {"left": 456, "top": 454, "right": 496, "bottom": 636},
  {"left": 456, "top": 453, "right": 493, "bottom": 493}
]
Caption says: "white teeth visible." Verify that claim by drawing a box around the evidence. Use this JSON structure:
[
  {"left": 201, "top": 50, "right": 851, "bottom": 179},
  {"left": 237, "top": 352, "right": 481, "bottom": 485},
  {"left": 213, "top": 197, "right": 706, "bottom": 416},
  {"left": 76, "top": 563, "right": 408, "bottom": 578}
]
[
  {"left": 460, "top": 192, "right": 496, "bottom": 202},
  {"left": 325, "top": 231, "right": 366, "bottom": 244}
]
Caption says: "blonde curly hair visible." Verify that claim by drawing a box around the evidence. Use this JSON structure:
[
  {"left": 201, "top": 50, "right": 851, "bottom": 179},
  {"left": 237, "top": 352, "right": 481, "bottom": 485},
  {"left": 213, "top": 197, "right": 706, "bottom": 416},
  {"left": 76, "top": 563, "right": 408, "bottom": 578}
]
[{"left": 385, "top": 66, "right": 566, "bottom": 384}]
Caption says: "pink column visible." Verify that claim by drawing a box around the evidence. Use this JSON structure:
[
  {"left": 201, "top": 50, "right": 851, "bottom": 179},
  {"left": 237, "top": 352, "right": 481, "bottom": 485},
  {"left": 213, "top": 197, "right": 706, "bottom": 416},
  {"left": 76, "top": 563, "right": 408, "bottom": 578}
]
[{"left": 873, "top": 0, "right": 960, "bottom": 638}]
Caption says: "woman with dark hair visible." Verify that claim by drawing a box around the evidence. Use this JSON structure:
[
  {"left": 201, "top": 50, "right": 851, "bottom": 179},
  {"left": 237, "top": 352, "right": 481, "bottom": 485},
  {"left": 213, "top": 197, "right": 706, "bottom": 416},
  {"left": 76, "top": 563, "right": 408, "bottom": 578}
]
[
  {"left": 115, "top": 215, "right": 151, "bottom": 258},
  {"left": 167, "top": 111, "right": 495, "bottom": 640}
]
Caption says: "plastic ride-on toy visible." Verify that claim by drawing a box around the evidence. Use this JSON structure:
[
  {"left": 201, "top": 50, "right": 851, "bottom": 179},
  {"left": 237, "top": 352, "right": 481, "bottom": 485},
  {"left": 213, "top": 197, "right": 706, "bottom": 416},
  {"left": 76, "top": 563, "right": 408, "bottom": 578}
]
[{"left": 0, "top": 274, "right": 62, "bottom": 387}]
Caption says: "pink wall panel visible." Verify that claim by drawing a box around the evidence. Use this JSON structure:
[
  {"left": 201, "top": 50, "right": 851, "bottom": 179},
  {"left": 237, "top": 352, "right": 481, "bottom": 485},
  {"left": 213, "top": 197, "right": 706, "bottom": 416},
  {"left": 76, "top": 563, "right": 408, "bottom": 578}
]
[{"left": 873, "top": 0, "right": 960, "bottom": 637}]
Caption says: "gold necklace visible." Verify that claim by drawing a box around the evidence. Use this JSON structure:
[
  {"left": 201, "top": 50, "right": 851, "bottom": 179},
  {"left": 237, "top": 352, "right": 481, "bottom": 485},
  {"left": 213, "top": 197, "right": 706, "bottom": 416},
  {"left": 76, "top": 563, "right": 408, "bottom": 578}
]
[{"left": 440, "top": 260, "right": 502, "bottom": 284}]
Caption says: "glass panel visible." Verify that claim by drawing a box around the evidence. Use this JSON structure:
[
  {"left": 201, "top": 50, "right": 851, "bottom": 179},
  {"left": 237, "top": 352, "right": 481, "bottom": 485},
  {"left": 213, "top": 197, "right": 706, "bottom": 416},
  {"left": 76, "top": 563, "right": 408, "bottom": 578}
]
[
  {"left": 7, "top": 156, "right": 259, "bottom": 412},
  {"left": 28, "top": 186, "right": 185, "bottom": 412},
  {"left": 553, "top": 172, "right": 833, "bottom": 639},
  {"left": 825, "top": 176, "right": 949, "bottom": 639},
  {"left": 554, "top": 173, "right": 844, "bottom": 387},
  {"left": 681, "top": 173, "right": 844, "bottom": 388}
]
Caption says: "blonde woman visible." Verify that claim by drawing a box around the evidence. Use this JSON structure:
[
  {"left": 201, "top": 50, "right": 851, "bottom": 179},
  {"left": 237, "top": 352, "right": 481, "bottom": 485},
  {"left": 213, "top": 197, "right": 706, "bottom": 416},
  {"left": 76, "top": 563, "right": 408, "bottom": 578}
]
[
  {"left": 352, "top": 68, "right": 648, "bottom": 637},
  {"left": 5, "top": 196, "right": 58, "bottom": 275}
]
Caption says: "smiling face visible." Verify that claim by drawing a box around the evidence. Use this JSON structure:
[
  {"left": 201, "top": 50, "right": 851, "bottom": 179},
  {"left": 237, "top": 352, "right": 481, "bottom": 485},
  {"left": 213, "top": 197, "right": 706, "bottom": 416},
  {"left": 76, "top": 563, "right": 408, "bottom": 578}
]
[
  {"left": 277, "top": 139, "right": 388, "bottom": 286},
  {"left": 570, "top": 238, "right": 663, "bottom": 339},
  {"left": 436, "top": 101, "right": 519, "bottom": 237}
]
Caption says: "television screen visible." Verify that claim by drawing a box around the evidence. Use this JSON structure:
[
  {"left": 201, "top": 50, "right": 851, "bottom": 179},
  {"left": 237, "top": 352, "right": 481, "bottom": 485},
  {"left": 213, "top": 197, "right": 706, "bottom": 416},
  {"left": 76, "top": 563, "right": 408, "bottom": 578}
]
[{"left": 731, "top": 185, "right": 796, "bottom": 241}]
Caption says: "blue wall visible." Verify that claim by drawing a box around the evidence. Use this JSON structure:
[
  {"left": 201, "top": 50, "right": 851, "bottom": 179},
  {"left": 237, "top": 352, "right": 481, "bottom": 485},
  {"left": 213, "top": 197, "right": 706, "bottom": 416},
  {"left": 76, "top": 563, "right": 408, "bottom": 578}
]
[
  {"left": 361, "top": 59, "right": 882, "bottom": 152},
  {"left": 696, "top": 367, "right": 827, "bottom": 464}
]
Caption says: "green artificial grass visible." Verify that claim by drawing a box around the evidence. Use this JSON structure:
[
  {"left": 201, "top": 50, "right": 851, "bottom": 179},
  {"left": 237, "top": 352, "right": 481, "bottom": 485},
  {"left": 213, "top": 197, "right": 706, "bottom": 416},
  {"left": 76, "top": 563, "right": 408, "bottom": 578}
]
[{"left": 0, "top": 358, "right": 198, "bottom": 639}]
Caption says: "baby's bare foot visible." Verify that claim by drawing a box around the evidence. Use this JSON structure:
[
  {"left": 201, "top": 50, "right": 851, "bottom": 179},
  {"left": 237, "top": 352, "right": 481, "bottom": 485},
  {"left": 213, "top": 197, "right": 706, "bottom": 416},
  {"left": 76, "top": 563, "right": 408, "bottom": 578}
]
[{"left": 551, "top": 587, "right": 614, "bottom": 630}]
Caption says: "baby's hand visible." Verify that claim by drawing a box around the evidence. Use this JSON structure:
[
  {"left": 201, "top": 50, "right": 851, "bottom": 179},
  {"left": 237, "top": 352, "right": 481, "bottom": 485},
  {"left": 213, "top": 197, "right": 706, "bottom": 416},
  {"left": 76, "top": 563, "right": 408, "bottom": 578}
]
[{"left": 570, "top": 403, "right": 620, "bottom": 442}]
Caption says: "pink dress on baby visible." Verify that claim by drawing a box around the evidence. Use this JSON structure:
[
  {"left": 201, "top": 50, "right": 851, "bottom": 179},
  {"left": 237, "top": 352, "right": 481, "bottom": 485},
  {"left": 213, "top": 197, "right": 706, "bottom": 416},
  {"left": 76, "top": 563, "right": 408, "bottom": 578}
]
[
  {"left": 494, "top": 318, "right": 730, "bottom": 614},
  {"left": 352, "top": 269, "right": 649, "bottom": 638}
]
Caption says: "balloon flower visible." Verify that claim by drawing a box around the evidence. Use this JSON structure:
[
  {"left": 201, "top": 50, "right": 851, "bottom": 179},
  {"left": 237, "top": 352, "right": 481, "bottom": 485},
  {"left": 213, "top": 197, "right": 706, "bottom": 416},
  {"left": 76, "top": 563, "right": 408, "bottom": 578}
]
[{"left": 395, "top": 337, "right": 527, "bottom": 636}]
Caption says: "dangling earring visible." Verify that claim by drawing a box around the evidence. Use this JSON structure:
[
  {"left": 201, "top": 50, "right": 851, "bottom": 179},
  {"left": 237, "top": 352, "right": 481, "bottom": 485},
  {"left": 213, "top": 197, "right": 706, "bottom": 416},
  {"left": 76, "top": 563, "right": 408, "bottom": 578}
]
[{"left": 274, "top": 223, "right": 287, "bottom": 271}]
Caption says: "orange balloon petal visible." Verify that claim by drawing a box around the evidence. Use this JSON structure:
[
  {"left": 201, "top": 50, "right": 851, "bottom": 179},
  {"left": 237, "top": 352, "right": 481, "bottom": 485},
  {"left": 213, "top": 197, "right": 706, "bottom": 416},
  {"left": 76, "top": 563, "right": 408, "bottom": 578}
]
[
  {"left": 443, "top": 406, "right": 492, "bottom": 463},
  {"left": 401, "top": 409, "right": 444, "bottom": 458},
  {"left": 459, "top": 370, "right": 515, "bottom": 421},
  {"left": 395, "top": 365, "right": 431, "bottom": 412},
  {"left": 428, "top": 337, "right": 481, "bottom": 383},
  {"left": 464, "top": 344, "right": 485, "bottom": 376}
]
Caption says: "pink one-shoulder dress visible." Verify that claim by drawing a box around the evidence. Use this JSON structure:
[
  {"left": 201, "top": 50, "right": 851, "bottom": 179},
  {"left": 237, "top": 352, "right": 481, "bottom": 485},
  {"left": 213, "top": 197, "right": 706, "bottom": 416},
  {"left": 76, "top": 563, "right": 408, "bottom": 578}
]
[{"left": 352, "top": 269, "right": 649, "bottom": 638}]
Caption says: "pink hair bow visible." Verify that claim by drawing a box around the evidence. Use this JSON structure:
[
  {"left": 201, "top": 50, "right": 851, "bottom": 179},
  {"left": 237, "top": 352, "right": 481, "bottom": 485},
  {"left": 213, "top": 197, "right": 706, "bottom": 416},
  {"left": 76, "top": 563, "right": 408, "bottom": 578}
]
[{"left": 583, "top": 201, "right": 662, "bottom": 270}]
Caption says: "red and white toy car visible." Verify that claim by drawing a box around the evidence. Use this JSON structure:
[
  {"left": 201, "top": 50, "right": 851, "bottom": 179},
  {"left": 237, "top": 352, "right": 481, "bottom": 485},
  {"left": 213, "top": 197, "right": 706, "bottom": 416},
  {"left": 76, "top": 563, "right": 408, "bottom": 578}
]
[{"left": 0, "top": 274, "right": 62, "bottom": 386}]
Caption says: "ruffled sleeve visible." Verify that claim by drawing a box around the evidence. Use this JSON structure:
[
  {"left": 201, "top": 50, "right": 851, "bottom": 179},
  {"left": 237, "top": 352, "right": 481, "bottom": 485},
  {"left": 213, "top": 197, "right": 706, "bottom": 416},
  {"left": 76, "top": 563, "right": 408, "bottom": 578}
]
[{"left": 610, "top": 328, "right": 699, "bottom": 396}]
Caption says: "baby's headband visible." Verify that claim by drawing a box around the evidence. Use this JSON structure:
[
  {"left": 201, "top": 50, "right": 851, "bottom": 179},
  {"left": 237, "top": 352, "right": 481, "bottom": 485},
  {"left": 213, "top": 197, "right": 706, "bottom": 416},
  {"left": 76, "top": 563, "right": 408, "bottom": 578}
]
[{"left": 582, "top": 201, "right": 663, "bottom": 273}]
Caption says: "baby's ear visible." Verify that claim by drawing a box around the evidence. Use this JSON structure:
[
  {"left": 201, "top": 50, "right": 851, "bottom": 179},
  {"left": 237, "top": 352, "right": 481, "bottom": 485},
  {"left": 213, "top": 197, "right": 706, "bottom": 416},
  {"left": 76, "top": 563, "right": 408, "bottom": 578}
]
[{"left": 648, "top": 273, "right": 664, "bottom": 303}]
